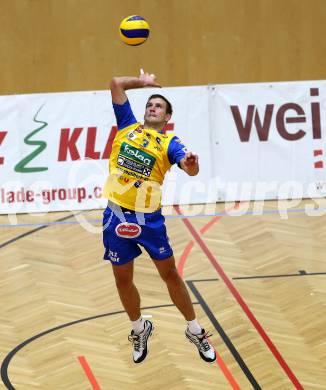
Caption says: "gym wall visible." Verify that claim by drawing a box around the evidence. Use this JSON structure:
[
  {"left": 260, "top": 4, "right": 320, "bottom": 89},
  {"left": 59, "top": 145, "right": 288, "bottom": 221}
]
[{"left": 0, "top": 0, "right": 325, "bottom": 95}]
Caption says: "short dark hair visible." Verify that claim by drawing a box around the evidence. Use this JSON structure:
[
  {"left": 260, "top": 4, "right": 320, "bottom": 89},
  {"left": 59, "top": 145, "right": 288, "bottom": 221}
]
[{"left": 146, "top": 94, "right": 173, "bottom": 115}]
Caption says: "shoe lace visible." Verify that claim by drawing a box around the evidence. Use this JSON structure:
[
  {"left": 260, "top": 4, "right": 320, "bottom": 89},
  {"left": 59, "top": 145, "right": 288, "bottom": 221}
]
[
  {"left": 199, "top": 332, "right": 213, "bottom": 352},
  {"left": 128, "top": 333, "right": 146, "bottom": 352}
]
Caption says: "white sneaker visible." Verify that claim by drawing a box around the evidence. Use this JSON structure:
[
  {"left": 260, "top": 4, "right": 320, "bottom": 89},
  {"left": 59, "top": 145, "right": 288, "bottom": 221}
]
[
  {"left": 128, "top": 320, "right": 154, "bottom": 363},
  {"left": 185, "top": 327, "right": 216, "bottom": 363}
]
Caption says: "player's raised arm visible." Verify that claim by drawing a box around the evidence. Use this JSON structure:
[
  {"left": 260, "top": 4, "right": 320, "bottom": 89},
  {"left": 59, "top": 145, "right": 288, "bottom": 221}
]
[
  {"left": 110, "top": 69, "right": 161, "bottom": 104},
  {"left": 179, "top": 151, "right": 199, "bottom": 176}
]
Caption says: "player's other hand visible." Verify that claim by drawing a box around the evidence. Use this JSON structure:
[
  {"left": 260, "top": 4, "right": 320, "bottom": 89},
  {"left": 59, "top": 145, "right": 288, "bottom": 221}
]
[
  {"left": 181, "top": 152, "right": 199, "bottom": 176},
  {"left": 184, "top": 151, "right": 198, "bottom": 167},
  {"left": 139, "top": 68, "right": 162, "bottom": 88}
]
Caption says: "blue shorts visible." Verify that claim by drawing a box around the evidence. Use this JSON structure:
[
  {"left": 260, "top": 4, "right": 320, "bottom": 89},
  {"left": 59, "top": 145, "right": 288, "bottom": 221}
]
[{"left": 102, "top": 202, "right": 173, "bottom": 266}]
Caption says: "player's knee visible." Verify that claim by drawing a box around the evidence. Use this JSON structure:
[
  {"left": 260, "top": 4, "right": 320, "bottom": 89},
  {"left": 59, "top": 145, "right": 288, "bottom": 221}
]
[
  {"left": 115, "top": 277, "right": 133, "bottom": 290},
  {"left": 160, "top": 267, "right": 179, "bottom": 284}
]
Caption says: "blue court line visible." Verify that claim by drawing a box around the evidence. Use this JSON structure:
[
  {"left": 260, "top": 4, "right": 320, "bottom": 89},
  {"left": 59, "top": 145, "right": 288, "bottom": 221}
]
[{"left": 0, "top": 206, "right": 325, "bottom": 229}]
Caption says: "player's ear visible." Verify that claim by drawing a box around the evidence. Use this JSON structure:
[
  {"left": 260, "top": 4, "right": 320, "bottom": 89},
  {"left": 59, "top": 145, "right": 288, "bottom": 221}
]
[{"left": 165, "top": 113, "right": 172, "bottom": 123}]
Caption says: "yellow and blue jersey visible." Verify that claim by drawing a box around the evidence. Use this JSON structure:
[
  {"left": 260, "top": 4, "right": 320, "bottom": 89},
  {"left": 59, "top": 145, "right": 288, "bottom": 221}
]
[{"left": 103, "top": 99, "right": 186, "bottom": 212}]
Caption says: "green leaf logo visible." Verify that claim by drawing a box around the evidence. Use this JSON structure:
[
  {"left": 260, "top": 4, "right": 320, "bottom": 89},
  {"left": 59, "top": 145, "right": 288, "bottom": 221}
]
[{"left": 15, "top": 104, "right": 48, "bottom": 173}]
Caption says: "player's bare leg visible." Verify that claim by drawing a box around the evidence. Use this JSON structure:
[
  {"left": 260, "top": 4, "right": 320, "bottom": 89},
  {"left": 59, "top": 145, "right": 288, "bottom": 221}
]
[
  {"left": 153, "top": 255, "right": 216, "bottom": 363},
  {"left": 112, "top": 260, "right": 141, "bottom": 321},
  {"left": 152, "top": 255, "right": 196, "bottom": 320},
  {"left": 112, "top": 260, "right": 154, "bottom": 364}
]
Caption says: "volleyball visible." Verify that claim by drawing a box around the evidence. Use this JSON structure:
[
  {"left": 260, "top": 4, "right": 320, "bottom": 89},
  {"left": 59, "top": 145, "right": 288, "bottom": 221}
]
[{"left": 119, "top": 15, "right": 150, "bottom": 46}]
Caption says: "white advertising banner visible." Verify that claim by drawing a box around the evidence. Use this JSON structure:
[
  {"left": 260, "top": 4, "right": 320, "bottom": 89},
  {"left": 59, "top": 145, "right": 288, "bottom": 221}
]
[
  {"left": 212, "top": 80, "right": 326, "bottom": 201},
  {"left": 1, "top": 80, "right": 326, "bottom": 214},
  {"left": 0, "top": 87, "right": 211, "bottom": 214}
]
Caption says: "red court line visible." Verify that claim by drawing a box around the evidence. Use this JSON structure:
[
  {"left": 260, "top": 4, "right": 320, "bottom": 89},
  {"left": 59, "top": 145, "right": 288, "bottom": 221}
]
[
  {"left": 201, "top": 216, "right": 223, "bottom": 234},
  {"left": 177, "top": 241, "right": 193, "bottom": 277},
  {"left": 178, "top": 242, "right": 240, "bottom": 389},
  {"left": 212, "top": 343, "right": 241, "bottom": 390},
  {"left": 175, "top": 205, "right": 304, "bottom": 390},
  {"left": 177, "top": 212, "right": 240, "bottom": 389},
  {"left": 177, "top": 216, "right": 222, "bottom": 277},
  {"left": 78, "top": 356, "right": 101, "bottom": 390}
]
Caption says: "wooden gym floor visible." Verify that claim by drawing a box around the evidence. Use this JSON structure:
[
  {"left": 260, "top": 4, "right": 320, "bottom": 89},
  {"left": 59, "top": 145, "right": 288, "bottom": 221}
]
[{"left": 0, "top": 199, "right": 325, "bottom": 389}]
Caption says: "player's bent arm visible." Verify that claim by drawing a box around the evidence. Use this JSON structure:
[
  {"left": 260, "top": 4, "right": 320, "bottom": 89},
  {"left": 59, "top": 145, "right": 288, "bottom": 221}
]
[
  {"left": 179, "top": 152, "right": 199, "bottom": 176},
  {"left": 110, "top": 77, "right": 144, "bottom": 104},
  {"left": 110, "top": 70, "right": 161, "bottom": 105}
]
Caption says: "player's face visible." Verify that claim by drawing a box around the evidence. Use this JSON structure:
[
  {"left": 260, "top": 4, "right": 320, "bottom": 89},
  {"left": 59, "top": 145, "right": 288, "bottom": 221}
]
[{"left": 144, "top": 98, "right": 171, "bottom": 127}]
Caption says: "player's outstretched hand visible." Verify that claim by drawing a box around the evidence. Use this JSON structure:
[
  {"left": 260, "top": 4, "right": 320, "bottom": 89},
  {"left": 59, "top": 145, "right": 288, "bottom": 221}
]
[{"left": 139, "top": 68, "right": 162, "bottom": 88}]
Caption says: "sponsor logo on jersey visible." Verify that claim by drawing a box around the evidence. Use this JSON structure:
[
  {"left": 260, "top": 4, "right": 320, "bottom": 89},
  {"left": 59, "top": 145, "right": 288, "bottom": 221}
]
[
  {"left": 127, "top": 131, "right": 136, "bottom": 140},
  {"left": 115, "top": 222, "right": 141, "bottom": 238},
  {"left": 142, "top": 167, "right": 151, "bottom": 176},
  {"left": 134, "top": 126, "right": 143, "bottom": 134},
  {"left": 123, "top": 169, "right": 145, "bottom": 180},
  {"left": 141, "top": 139, "right": 149, "bottom": 148},
  {"left": 117, "top": 142, "right": 156, "bottom": 177},
  {"left": 120, "top": 142, "right": 155, "bottom": 166},
  {"left": 127, "top": 126, "right": 143, "bottom": 140}
]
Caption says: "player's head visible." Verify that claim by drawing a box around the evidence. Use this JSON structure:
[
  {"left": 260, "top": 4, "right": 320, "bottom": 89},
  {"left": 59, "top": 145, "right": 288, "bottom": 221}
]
[
  {"left": 144, "top": 94, "right": 173, "bottom": 129},
  {"left": 147, "top": 94, "right": 173, "bottom": 115}
]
